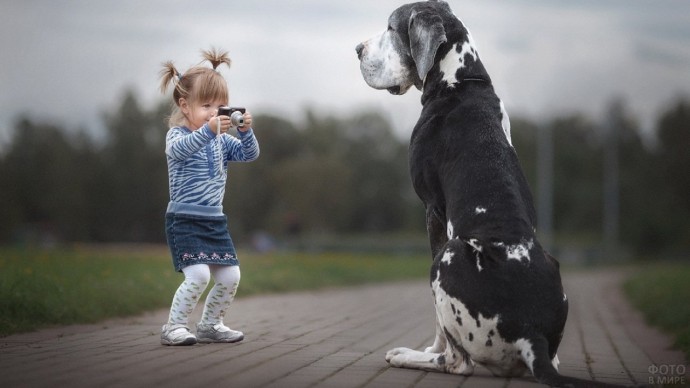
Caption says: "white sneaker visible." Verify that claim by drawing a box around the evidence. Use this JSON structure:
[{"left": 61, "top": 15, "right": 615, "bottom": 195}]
[
  {"left": 161, "top": 323, "right": 197, "bottom": 346},
  {"left": 196, "top": 323, "right": 244, "bottom": 343}
]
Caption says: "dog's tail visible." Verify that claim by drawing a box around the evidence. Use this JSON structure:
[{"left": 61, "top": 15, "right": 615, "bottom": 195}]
[{"left": 528, "top": 337, "right": 626, "bottom": 388}]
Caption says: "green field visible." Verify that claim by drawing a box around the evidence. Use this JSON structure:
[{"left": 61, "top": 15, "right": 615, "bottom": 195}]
[
  {"left": 0, "top": 246, "right": 431, "bottom": 337},
  {"left": 623, "top": 262, "right": 690, "bottom": 360}
]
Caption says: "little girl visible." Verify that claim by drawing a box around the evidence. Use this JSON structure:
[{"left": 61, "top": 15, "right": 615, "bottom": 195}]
[{"left": 158, "top": 48, "right": 260, "bottom": 345}]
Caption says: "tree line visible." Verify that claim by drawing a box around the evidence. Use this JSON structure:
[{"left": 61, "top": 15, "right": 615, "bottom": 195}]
[{"left": 0, "top": 90, "right": 688, "bottom": 257}]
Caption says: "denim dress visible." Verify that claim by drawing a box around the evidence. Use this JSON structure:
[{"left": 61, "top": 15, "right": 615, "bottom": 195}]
[{"left": 165, "top": 211, "right": 239, "bottom": 272}]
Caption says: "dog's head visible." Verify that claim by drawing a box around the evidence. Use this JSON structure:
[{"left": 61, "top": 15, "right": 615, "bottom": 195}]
[{"left": 356, "top": 0, "right": 466, "bottom": 95}]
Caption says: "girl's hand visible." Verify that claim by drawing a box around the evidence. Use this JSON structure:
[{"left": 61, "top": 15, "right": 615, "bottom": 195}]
[
  {"left": 209, "top": 113, "right": 231, "bottom": 135},
  {"left": 238, "top": 111, "right": 252, "bottom": 132}
]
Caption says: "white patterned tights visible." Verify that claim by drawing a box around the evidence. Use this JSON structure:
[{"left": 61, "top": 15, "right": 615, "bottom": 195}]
[{"left": 167, "top": 264, "right": 241, "bottom": 326}]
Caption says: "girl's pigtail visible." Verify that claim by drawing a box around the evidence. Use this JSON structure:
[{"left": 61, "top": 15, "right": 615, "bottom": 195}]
[
  {"left": 159, "top": 60, "right": 181, "bottom": 94},
  {"left": 201, "top": 47, "right": 232, "bottom": 71}
]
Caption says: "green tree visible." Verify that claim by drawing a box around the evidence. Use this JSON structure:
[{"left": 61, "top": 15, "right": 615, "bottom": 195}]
[
  {"left": 510, "top": 118, "right": 539, "bottom": 191},
  {"left": 0, "top": 118, "right": 98, "bottom": 242},
  {"left": 605, "top": 100, "right": 656, "bottom": 253},
  {"left": 98, "top": 90, "right": 168, "bottom": 241},
  {"left": 341, "top": 111, "right": 413, "bottom": 231},
  {"left": 225, "top": 115, "right": 305, "bottom": 235},
  {"left": 551, "top": 115, "right": 603, "bottom": 238},
  {"left": 653, "top": 98, "right": 690, "bottom": 251}
]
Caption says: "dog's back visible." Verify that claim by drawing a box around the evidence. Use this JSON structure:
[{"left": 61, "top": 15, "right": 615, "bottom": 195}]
[{"left": 410, "top": 80, "right": 534, "bottom": 242}]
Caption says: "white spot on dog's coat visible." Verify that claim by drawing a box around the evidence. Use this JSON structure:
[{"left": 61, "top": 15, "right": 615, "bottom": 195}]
[
  {"left": 458, "top": 33, "right": 478, "bottom": 67},
  {"left": 475, "top": 207, "right": 487, "bottom": 215},
  {"left": 439, "top": 43, "right": 461, "bottom": 86},
  {"left": 494, "top": 239, "right": 534, "bottom": 262},
  {"left": 441, "top": 249, "right": 454, "bottom": 265},
  {"left": 439, "top": 35, "right": 478, "bottom": 88},
  {"left": 515, "top": 338, "right": 536, "bottom": 372},
  {"left": 499, "top": 100, "right": 512, "bottom": 146},
  {"left": 466, "top": 239, "right": 483, "bottom": 272},
  {"left": 467, "top": 239, "right": 483, "bottom": 252},
  {"left": 506, "top": 240, "right": 533, "bottom": 261},
  {"left": 447, "top": 221, "right": 454, "bottom": 239}
]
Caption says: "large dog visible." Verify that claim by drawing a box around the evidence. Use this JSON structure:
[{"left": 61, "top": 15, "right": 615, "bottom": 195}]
[{"left": 356, "top": 1, "right": 613, "bottom": 387}]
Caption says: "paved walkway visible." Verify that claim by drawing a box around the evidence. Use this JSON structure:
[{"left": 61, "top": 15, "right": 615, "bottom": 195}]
[{"left": 1, "top": 269, "right": 687, "bottom": 387}]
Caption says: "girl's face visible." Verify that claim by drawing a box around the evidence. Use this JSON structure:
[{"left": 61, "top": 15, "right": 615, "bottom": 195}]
[{"left": 180, "top": 98, "right": 227, "bottom": 131}]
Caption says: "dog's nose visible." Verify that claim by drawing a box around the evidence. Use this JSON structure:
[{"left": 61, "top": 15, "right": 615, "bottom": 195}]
[{"left": 356, "top": 43, "right": 365, "bottom": 60}]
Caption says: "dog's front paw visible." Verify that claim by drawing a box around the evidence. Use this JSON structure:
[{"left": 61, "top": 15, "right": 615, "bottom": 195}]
[
  {"left": 424, "top": 332, "right": 447, "bottom": 353},
  {"left": 385, "top": 347, "right": 412, "bottom": 366},
  {"left": 424, "top": 344, "right": 443, "bottom": 353}
]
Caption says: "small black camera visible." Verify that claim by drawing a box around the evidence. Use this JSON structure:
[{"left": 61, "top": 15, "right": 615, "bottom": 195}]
[{"left": 218, "top": 106, "right": 246, "bottom": 127}]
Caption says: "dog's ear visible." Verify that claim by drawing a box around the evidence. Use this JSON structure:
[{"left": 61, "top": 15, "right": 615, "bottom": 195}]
[{"left": 409, "top": 10, "right": 447, "bottom": 82}]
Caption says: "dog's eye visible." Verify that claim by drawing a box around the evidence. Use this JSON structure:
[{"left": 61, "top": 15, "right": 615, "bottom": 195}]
[{"left": 387, "top": 25, "right": 394, "bottom": 32}]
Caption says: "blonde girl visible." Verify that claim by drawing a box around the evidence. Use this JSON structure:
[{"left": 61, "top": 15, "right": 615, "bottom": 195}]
[{"left": 159, "top": 48, "right": 259, "bottom": 345}]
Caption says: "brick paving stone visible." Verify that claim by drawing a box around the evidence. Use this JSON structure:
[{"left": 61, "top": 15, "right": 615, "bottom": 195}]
[{"left": 1, "top": 269, "right": 687, "bottom": 388}]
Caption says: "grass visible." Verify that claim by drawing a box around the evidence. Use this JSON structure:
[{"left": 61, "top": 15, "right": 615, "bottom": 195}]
[
  {"left": 623, "top": 262, "right": 690, "bottom": 360},
  {"left": 0, "top": 246, "right": 430, "bottom": 337}
]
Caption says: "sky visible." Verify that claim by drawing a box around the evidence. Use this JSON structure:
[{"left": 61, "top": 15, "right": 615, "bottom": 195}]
[{"left": 1, "top": 0, "right": 689, "bottom": 146}]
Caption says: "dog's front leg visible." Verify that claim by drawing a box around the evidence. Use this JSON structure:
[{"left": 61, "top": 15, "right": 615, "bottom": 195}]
[
  {"left": 425, "top": 206, "right": 448, "bottom": 353},
  {"left": 425, "top": 319, "right": 447, "bottom": 353},
  {"left": 386, "top": 345, "right": 474, "bottom": 375},
  {"left": 426, "top": 206, "right": 448, "bottom": 259}
]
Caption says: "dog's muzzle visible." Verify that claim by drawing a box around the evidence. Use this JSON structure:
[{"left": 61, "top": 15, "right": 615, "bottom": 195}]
[{"left": 386, "top": 86, "right": 402, "bottom": 95}]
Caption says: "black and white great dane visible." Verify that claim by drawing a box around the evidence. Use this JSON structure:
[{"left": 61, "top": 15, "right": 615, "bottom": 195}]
[{"left": 356, "top": 1, "right": 618, "bottom": 387}]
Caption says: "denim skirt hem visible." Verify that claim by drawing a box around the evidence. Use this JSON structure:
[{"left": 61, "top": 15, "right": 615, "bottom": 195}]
[{"left": 166, "top": 212, "right": 239, "bottom": 272}]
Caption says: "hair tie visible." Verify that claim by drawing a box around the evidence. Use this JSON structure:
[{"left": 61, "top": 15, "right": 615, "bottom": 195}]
[{"left": 177, "top": 72, "right": 183, "bottom": 81}]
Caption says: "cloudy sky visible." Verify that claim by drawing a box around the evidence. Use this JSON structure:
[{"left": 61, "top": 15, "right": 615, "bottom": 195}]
[{"left": 1, "top": 0, "right": 689, "bottom": 144}]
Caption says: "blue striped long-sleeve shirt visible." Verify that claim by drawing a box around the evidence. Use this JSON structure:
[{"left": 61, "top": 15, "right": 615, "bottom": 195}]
[{"left": 165, "top": 123, "right": 260, "bottom": 216}]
